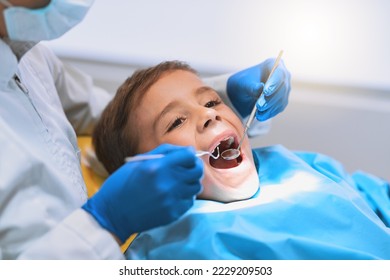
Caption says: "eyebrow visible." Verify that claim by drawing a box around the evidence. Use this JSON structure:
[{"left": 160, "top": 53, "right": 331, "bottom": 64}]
[
  {"left": 195, "top": 86, "right": 215, "bottom": 96},
  {"left": 153, "top": 86, "right": 216, "bottom": 131}
]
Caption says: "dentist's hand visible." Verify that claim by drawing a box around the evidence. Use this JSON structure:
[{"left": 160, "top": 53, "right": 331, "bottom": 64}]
[
  {"left": 227, "top": 58, "right": 291, "bottom": 121},
  {"left": 82, "top": 144, "right": 204, "bottom": 243}
]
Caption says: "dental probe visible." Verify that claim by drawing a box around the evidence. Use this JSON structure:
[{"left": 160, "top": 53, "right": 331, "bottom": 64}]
[
  {"left": 221, "top": 50, "right": 284, "bottom": 160},
  {"left": 125, "top": 147, "right": 220, "bottom": 163}
]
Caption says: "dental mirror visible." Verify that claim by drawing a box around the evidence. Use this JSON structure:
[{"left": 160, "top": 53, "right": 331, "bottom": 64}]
[
  {"left": 220, "top": 141, "right": 243, "bottom": 160},
  {"left": 220, "top": 50, "right": 284, "bottom": 161}
]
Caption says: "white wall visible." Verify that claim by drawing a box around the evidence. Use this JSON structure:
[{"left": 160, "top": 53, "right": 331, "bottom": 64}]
[
  {"left": 46, "top": 0, "right": 390, "bottom": 88},
  {"left": 44, "top": 0, "right": 390, "bottom": 181}
]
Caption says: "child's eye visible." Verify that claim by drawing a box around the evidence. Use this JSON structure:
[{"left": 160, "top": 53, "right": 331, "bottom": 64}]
[
  {"left": 167, "top": 117, "right": 185, "bottom": 132},
  {"left": 205, "top": 99, "right": 221, "bottom": 108}
]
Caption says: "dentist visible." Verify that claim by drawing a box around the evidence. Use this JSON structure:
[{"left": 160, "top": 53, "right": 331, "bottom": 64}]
[{"left": 0, "top": 0, "right": 291, "bottom": 259}]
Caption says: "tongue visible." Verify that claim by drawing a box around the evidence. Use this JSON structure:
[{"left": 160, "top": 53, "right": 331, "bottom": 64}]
[{"left": 210, "top": 156, "right": 238, "bottom": 169}]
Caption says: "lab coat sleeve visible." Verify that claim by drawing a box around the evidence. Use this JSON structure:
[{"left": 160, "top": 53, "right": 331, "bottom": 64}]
[
  {"left": 19, "top": 209, "right": 124, "bottom": 260},
  {"left": 0, "top": 120, "right": 123, "bottom": 259},
  {"left": 202, "top": 73, "right": 271, "bottom": 137},
  {"left": 42, "top": 44, "right": 113, "bottom": 135}
]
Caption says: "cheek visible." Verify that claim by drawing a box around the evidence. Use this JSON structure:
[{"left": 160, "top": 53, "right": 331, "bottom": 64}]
[
  {"left": 198, "top": 171, "right": 215, "bottom": 200},
  {"left": 138, "top": 128, "right": 196, "bottom": 153},
  {"left": 221, "top": 106, "right": 243, "bottom": 128},
  {"left": 136, "top": 127, "right": 159, "bottom": 153},
  {"left": 197, "top": 166, "right": 225, "bottom": 200},
  {"left": 134, "top": 109, "right": 160, "bottom": 153},
  {"left": 136, "top": 139, "right": 154, "bottom": 154},
  {"left": 160, "top": 129, "right": 197, "bottom": 147}
]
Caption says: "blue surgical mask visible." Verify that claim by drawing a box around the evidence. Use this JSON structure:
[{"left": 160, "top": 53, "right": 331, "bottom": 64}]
[{"left": 1, "top": 0, "right": 94, "bottom": 42}]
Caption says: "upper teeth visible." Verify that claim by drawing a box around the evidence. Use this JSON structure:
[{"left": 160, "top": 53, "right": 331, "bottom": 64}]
[
  {"left": 224, "top": 136, "right": 234, "bottom": 146},
  {"left": 214, "top": 136, "right": 234, "bottom": 152}
]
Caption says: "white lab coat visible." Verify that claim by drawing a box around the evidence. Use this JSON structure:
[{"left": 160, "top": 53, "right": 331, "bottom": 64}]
[
  {"left": 0, "top": 43, "right": 122, "bottom": 259},
  {"left": 0, "top": 41, "right": 269, "bottom": 259}
]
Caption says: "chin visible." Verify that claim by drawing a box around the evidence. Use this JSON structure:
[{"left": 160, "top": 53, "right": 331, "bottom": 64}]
[
  {"left": 198, "top": 132, "right": 259, "bottom": 202},
  {"left": 200, "top": 157, "right": 259, "bottom": 203}
]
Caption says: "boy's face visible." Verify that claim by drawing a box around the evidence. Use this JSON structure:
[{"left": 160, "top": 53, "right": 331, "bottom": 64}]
[{"left": 135, "top": 70, "right": 259, "bottom": 202}]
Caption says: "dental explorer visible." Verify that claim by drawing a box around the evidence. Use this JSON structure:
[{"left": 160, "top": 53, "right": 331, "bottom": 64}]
[{"left": 220, "top": 50, "right": 284, "bottom": 160}]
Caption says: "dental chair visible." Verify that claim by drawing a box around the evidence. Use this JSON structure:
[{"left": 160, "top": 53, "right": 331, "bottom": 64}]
[{"left": 77, "top": 136, "right": 135, "bottom": 252}]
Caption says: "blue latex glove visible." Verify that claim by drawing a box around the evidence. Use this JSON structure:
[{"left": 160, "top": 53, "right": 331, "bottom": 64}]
[
  {"left": 82, "top": 144, "right": 204, "bottom": 243},
  {"left": 227, "top": 58, "right": 291, "bottom": 121}
]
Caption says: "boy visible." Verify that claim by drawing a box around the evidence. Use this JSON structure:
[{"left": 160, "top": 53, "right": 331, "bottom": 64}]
[{"left": 93, "top": 61, "right": 390, "bottom": 259}]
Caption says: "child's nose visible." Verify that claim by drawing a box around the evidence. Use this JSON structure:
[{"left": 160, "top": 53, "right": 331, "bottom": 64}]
[{"left": 198, "top": 107, "right": 221, "bottom": 131}]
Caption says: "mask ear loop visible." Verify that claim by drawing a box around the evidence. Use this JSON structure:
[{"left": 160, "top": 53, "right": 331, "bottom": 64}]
[{"left": 0, "top": 0, "right": 13, "bottom": 8}]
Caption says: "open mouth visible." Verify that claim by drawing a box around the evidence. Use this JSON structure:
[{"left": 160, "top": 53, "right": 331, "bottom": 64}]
[{"left": 209, "top": 136, "right": 243, "bottom": 169}]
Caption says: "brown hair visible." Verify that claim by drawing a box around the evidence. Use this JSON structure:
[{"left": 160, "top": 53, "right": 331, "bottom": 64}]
[{"left": 92, "top": 60, "right": 198, "bottom": 174}]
